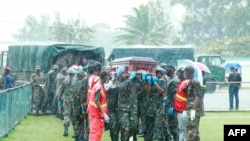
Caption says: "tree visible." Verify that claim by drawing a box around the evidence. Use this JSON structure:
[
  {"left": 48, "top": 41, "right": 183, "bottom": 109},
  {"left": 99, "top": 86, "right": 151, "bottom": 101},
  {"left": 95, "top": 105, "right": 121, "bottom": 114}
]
[
  {"left": 13, "top": 13, "right": 94, "bottom": 44},
  {"left": 13, "top": 15, "right": 52, "bottom": 41},
  {"left": 52, "top": 18, "right": 93, "bottom": 44},
  {"left": 196, "top": 36, "right": 250, "bottom": 57},
  {"left": 171, "top": 0, "right": 250, "bottom": 45},
  {"left": 114, "top": 1, "right": 173, "bottom": 45}
]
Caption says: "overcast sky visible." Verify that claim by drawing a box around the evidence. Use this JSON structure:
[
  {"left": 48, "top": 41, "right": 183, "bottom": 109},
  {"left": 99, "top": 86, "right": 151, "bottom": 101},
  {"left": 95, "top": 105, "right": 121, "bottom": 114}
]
[{"left": 0, "top": 0, "right": 185, "bottom": 42}]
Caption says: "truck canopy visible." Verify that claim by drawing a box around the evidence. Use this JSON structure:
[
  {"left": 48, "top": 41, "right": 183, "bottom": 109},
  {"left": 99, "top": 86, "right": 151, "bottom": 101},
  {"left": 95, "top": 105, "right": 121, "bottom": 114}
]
[
  {"left": 7, "top": 43, "right": 105, "bottom": 73},
  {"left": 108, "top": 45, "right": 194, "bottom": 66}
]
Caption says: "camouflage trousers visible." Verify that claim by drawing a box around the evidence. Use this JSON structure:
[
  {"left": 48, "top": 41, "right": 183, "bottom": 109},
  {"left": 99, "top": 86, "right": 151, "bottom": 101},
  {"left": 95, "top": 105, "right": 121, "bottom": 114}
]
[
  {"left": 119, "top": 111, "right": 131, "bottom": 141},
  {"left": 138, "top": 102, "right": 146, "bottom": 134},
  {"left": 187, "top": 111, "right": 201, "bottom": 141},
  {"left": 144, "top": 115, "right": 155, "bottom": 141},
  {"left": 168, "top": 111, "right": 179, "bottom": 141},
  {"left": 155, "top": 111, "right": 170, "bottom": 141},
  {"left": 32, "top": 87, "right": 44, "bottom": 111},
  {"left": 63, "top": 97, "right": 73, "bottom": 126},
  {"left": 42, "top": 91, "right": 56, "bottom": 113},
  {"left": 109, "top": 110, "right": 119, "bottom": 141},
  {"left": 73, "top": 112, "right": 89, "bottom": 141}
]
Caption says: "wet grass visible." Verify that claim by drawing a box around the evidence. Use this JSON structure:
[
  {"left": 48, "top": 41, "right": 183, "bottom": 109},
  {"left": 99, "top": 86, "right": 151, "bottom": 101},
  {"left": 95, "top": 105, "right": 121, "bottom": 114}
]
[{"left": 1, "top": 111, "right": 250, "bottom": 141}]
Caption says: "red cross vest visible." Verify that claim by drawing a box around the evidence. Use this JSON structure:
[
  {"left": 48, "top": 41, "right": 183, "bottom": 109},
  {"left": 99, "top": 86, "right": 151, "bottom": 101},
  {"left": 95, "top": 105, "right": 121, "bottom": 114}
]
[
  {"left": 174, "top": 79, "right": 189, "bottom": 112},
  {"left": 87, "top": 82, "right": 108, "bottom": 118}
]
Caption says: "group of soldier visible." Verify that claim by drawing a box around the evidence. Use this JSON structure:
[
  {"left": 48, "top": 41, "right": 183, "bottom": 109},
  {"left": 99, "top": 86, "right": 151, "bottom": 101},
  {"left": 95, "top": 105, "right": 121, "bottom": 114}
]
[{"left": 30, "top": 61, "right": 204, "bottom": 141}]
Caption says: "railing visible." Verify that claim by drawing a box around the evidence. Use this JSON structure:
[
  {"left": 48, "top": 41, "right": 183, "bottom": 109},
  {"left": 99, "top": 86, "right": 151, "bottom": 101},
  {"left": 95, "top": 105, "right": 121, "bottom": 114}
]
[{"left": 0, "top": 83, "right": 31, "bottom": 139}]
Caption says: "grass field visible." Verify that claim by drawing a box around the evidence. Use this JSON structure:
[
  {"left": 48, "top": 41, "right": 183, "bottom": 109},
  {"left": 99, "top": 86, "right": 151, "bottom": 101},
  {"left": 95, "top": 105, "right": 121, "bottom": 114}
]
[{"left": 1, "top": 111, "right": 250, "bottom": 141}]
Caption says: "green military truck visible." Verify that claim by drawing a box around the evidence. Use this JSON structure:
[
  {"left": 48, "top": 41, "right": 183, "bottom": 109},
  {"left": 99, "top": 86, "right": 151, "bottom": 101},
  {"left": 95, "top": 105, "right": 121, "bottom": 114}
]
[
  {"left": 108, "top": 45, "right": 195, "bottom": 66},
  {"left": 195, "top": 55, "right": 226, "bottom": 93},
  {"left": 0, "top": 43, "right": 105, "bottom": 83}
]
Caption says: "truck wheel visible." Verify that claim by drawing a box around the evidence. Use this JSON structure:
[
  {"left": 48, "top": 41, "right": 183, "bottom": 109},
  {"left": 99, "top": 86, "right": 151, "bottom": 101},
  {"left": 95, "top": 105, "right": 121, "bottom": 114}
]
[{"left": 206, "top": 79, "right": 216, "bottom": 94}]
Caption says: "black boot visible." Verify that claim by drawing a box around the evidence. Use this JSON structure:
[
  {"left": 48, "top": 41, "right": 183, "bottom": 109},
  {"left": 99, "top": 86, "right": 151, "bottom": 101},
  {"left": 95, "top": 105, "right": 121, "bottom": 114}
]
[
  {"left": 63, "top": 125, "right": 69, "bottom": 136},
  {"left": 35, "top": 110, "right": 39, "bottom": 117}
]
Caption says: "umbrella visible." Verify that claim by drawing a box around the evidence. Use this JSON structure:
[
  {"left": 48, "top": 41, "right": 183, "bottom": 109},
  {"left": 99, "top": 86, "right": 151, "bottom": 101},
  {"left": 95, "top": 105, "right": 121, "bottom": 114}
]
[
  {"left": 195, "top": 62, "right": 211, "bottom": 73},
  {"left": 224, "top": 62, "right": 242, "bottom": 69},
  {"left": 177, "top": 59, "right": 203, "bottom": 84}
]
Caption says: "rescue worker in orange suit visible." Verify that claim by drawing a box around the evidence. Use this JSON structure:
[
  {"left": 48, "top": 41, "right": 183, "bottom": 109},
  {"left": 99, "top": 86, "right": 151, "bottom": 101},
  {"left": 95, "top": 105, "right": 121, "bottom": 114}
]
[
  {"left": 87, "top": 70, "right": 110, "bottom": 141},
  {"left": 86, "top": 62, "right": 102, "bottom": 111}
]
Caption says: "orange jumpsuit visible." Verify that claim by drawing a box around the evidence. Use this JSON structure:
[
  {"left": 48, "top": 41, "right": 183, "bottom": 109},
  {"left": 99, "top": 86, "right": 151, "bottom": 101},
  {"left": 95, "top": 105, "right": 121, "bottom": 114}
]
[{"left": 87, "top": 82, "right": 108, "bottom": 141}]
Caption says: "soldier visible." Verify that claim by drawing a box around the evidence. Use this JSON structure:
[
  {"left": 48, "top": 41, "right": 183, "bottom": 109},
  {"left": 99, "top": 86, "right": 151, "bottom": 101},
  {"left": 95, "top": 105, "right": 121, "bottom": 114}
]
[
  {"left": 150, "top": 67, "right": 169, "bottom": 141},
  {"left": 166, "top": 65, "right": 179, "bottom": 141},
  {"left": 106, "top": 72, "right": 119, "bottom": 141},
  {"left": 160, "top": 63, "right": 169, "bottom": 82},
  {"left": 57, "top": 68, "right": 76, "bottom": 136},
  {"left": 55, "top": 67, "right": 68, "bottom": 119},
  {"left": 80, "top": 65, "right": 94, "bottom": 141},
  {"left": 184, "top": 65, "right": 202, "bottom": 141},
  {"left": 30, "top": 65, "right": 45, "bottom": 116},
  {"left": 72, "top": 69, "right": 86, "bottom": 140},
  {"left": 116, "top": 66, "right": 130, "bottom": 141},
  {"left": 128, "top": 71, "right": 147, "bottom": 141},
  {"left": 43, "top": 64, "right": 59, "bottom": 114},
  {"left": 137, "top": 72, "right": 148, "bottom": 137}
]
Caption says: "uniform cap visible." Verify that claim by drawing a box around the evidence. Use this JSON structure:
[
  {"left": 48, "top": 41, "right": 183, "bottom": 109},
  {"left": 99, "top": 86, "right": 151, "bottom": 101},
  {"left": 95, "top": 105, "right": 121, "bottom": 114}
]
[
  {"left": 93, "top": 61, "right": 102, "bottom": 68},
  {"left": 117, "top": 66, "right": 126, "bottom": 77},
  {"left": 53, "top": 64, "right": 59, "bottom": 69},
  {"left": 35, "top": 65, "right": 41, "bottom": 70},
  {"left": 68, "top": 68, "right": 76, "bottom": 74},
  {"left": 77, "top": 69, "right": 86, "bottom": 75},
  {"left": 156, "top": 66, "right": 166, "bottom": 74},
  {"left": 184, "top": 65, "right": 195, "bottom": 73},
  {"left": 166, "top": 65, "right": 175, "bottom": 71}
]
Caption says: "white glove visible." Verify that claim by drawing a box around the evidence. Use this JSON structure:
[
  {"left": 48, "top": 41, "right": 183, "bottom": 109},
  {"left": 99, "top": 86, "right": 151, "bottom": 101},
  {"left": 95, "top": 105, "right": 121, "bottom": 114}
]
[
  {"left": 103, "top": 113, "right": 110, "bottom": 123},
  {"left": 190, "top": 110, "right": 196, "bottom": 121},
  {"left": 104, "top": 81, "right": 113, "bottom": 91},
  {"left": 182, "top": 110, "right": 187, "bottom": 119}
]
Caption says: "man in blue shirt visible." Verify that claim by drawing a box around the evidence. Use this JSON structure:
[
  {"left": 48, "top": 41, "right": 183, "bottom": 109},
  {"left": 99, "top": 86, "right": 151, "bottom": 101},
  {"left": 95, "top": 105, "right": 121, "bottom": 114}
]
[{"left": 3, "top": 67, "right": 15, "bottom": 89}]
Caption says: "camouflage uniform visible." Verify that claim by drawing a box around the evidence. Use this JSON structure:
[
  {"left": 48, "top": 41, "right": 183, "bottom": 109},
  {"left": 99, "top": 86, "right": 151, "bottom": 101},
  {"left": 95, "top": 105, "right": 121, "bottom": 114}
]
[
  {"left": 31, "top": 72, "right": 45, "bottom": 115},
  {"left": 72, "top": 71, "right": 85, "bottom": 140},
  {"left": 130, "top": 78, "right": 145, "bottom": 141},
  {"left": 117, "top": 77, "right": 141, "bottom": 141},
  {"left": 143, "top": 82, "right": 156, "bottom": 141},
  {"left": 186, "top": 79, "right": 202, "bottom": 141},
  {"left": 166, "top": 76, "right": 179, "bottom": 141},
  {"left": 55, "top": 67, "right": 68, "bottom": 118},
  {"left": 153, "top": 77, "right": 170, "bottom": 141},
  {"left": 58, "top": 75, "right": 75, "bottom": 136},
  {"left": 74, "top": 74, "right": 90, "bottom": 141},
  {"left": 107, "top": 79, "right": 119, "bottom": 141},
  {"left": 137, "top": 80, "right": 147, "bottom": 136},
  {"left": 43, "top": 68, "right": 58, "bottom": 113}
]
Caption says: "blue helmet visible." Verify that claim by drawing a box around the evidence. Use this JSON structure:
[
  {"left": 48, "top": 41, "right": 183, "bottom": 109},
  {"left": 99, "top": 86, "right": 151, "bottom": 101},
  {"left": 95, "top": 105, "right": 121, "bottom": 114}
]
[
  {"left": 129, "top": 71, "right": 137, "bottom": 79},
  {"left": 68, "top": 68, "right": 76, "bottom": 74},
  {"left": 117, "top": 66, "right": 125, "bottom": 77},
  {"left": 156, "top": 66, "right": 166, "bottom": 74}
]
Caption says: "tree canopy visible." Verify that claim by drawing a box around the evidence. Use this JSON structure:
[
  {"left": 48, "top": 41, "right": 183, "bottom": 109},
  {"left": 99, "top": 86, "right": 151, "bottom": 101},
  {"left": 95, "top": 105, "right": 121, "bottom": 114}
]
[
  {"left": 13, "top": 13, "right": 93, "bottom": 44},
  {"left": 114, "top": 0, "right": 174, "bottom": 45}
]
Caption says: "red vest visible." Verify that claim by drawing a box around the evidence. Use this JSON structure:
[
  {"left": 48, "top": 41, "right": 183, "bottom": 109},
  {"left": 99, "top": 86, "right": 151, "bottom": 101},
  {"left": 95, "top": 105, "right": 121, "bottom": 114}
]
[
  {"left": 86, "top": 75, "right": 100, "bottom": 108},
  {"left": 174, "top": 79, "right": 189, "bottom": 112},
  {"left": 87, "top": 82, "right": 108, "bottom": 118}
]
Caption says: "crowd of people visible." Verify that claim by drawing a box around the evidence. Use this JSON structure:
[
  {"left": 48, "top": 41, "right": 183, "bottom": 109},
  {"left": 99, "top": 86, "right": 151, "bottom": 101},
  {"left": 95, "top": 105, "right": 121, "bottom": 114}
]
[{"left": 28, "top": 61, "right": 205, "bottom": 141}]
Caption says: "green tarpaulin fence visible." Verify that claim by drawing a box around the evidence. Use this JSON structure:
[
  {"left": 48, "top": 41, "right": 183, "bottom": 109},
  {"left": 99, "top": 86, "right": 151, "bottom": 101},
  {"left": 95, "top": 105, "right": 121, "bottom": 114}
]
[{"left": 0, "top": 84, "right": 31, "bottom": 139}]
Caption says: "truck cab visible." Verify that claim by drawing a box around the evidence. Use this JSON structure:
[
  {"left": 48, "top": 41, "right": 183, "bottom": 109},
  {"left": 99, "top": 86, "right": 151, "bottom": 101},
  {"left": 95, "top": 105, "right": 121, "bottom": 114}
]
[{"left": 195, "top": 55, "right": 226, "bottom": 93}]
